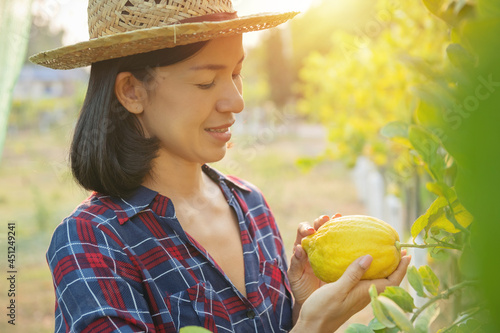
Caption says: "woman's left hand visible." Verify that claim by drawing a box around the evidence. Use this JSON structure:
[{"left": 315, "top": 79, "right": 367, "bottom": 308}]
[{"left": 287, "top": 213, "right": 342, "bottom": 305}]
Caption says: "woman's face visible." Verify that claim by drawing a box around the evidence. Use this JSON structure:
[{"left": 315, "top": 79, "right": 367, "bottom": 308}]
[{"left": 138, "top": 35, "right": 245, "bottom": 165}]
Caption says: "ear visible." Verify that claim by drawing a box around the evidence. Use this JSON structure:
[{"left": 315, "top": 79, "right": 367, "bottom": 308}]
[{"left": 114, "top": 72, "right": 148, "bottom": 115}]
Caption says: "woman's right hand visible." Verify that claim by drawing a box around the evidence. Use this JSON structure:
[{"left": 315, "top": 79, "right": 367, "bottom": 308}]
[{"left": 291, "top": 252, "right": 411, "bottom": 333}]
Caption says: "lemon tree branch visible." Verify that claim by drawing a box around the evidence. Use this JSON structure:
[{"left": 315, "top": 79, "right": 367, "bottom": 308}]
[{"left": 410, "top": 280, "right": 478, "bottom": 323}]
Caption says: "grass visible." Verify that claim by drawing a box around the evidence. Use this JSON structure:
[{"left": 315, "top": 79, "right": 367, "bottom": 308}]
[{"left": 0, "top": 122, "right": 368, "bottom": 332}]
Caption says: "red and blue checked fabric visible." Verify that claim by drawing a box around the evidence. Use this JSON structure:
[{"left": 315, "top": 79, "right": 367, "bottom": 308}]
[{"left": 47, "top": 165, "right": 293, "bottom": 332}]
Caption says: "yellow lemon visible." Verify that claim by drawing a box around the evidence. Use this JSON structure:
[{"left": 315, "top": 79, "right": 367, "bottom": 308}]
[{"left": 301, "top": 215, "right": 401, "bottom": 283}]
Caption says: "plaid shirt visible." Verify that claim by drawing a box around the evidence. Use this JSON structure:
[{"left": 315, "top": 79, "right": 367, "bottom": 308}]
[{"left": 47, "top": 165, "right": 293, "bottom": 332}]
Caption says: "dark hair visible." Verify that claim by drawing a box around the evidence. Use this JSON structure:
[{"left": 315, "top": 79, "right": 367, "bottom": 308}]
[{"left": 70, "top": 41, "right": 208, "bottom": 198}]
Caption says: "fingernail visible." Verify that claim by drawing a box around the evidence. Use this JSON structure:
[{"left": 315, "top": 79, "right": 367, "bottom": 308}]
[
  {"left": 306, "top": 227, "right": 316, "bottom": 233},
  {"left": 359, "top": 255, "right": 372, "bottom": 269}
]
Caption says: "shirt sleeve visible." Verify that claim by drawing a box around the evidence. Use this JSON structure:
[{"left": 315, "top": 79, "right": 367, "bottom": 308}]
[{"left": 47, "top": 217, "right": 156, "bottom": 333}]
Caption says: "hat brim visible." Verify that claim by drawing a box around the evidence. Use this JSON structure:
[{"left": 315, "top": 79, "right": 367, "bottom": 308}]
[{"left": 29, "top": 12, "right": 299, "bottom": 70}]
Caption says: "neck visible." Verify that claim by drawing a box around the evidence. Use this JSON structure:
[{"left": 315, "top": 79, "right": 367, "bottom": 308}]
[{"left": 142, "top": 151, "right": 208, "bottom": 200}]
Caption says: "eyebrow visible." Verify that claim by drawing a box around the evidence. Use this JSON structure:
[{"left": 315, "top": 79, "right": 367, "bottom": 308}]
[{"left": 189, "top": 54, "right": 246, "bottom": 71}]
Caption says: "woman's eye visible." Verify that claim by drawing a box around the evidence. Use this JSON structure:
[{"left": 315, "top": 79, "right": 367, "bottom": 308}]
[{"left": 197, "top": 80, "right": 215, "bottom": 90}]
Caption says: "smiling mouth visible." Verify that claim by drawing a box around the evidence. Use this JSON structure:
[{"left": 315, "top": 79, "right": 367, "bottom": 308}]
[{"left": 205, "top": 127, "right": 230, "bottom": 133}]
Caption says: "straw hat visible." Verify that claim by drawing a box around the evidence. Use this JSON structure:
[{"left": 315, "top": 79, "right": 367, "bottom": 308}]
[{"left": 29, "top": 0, "right": 298, "bottom": 70}]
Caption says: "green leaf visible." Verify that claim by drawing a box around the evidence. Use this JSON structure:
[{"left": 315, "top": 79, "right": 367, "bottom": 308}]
[
  {"left": 398, "top": 54, "right": 437, "bottom": 80},
  {"left": 411, "top": 84, "right": 454, "bottom": 113},
  {"left": 380, "top": 121, "right": 412, "bottom": 148},
  {"left": 370, "top": 285, "right": 397, "bottom": 329},
  {"left": 414, "top": 303, "right": 440, "bottom": 333},
  {"left": 418, "top": 266, "right": 440, "bottom": 296},
  {"left": 381, "top": 286, "right": 416, "bottom": 313},
  {"left": 345, "top": 323, "right": 376, "bottom": 333},
  {"left": 428, "top": 247, "right": 451, "bottom": 261},
  {"left": 411, "top": 196, "right": 448, "bottom": 239},
  {"left": 416, "top": 100, "right": 443, "bottom": 128},
  {"left": 371, "top": 299, "right": 396, "bottom": 328},
  {"left": 422, "top": 0, "right": 465, "bottom": 26},
  {"left": 454, "top": 0, "right": 468, "bottom": 14},
  {"left": 409, "top": 125, "right": 446, "bottom": 182},
  {"left": 446, "top": 43, "right": 475, "bottom": 69},
  {"left": 411, "top": 214, "right": 430, "bottom": 239},
  {"left": 378, "top": 296, "right": 415, "bottom": 333},
  {"left": 407, "top": 266, "right": 427, "bottom": 298},
  {"left": 381, "top": 121, "right": 409, "bottom": 139},
  {"left": 426, "top": 182, "right": 454, "bottom": 198},
  {"left": 429, "top": 212, "right": 461, "bottom": 234},
  {"left": 451, "top": 201, "right": 474, "bottom": 230},
  {"left": 369, "top": 284, "right": 379, "bottom": 299},
  {"left": 370, "top": 318, "right": 404, "bottom": 333},
  {"left": 421, "top": 0, "right": 446, "bottom": 17},
  {"left": 179, "top": 326, "right": 212, "bottom": 333},
  {"left": 428, "top": 197, "right": 473, "bottom": 235},
  {"left": 368, "top": 318, "right": 386, "bottom": 331},
  {"left": 374, "top": 328, "right": 401, "bottom": 333},
  {"left": 411, "top": 190, "right": 472, "bottom": 239}
]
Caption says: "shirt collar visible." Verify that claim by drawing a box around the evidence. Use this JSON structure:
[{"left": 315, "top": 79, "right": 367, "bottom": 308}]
[
  {"left": 97, "top": 164, "right": 250, "bottom": 225},
  {"left": 202, "top": 164, "right": 252, "bottom": 192}
]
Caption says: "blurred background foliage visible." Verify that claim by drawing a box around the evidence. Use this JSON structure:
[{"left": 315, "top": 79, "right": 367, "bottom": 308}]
[{"left": 244, "top": 0, "right": 499, "bottom": 330}]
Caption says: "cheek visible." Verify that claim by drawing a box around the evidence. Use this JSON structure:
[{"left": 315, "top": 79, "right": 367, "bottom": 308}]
[
  {"left": 140, "top": 83, "right": 211, "bottom": 138},
  {"left": 139, "top": 102, "right": 173, "bottom": 138},
  {"left": 141, "top": 104, "right": 203, "bottom": 143}
]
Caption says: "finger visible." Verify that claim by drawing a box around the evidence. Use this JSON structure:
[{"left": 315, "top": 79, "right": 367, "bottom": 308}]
[
  {"left": 335, "top": 255, "right": 373, "bottom": 295},
  {"left": 386, "top": 255, "right": 411, "bottom": 286},
  {"left": 294, "top": 222, "right": 315, "bottom": 246},
  {"left": 331, "top": 213, "right": 342, "bottom": 219},
  {"left": 313, "top": 215, "right": 330, "bottom": 230},
  {"left": 288, "top": 244, "right": 309, "bottom": 283}
]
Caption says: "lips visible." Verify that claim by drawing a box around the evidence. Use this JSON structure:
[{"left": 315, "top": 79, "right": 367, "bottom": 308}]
[
  {"left": 204, "top": 121, "right": 235, "bottom": 133},
  {"left": 204, "top": 121, "right": 234, "bottom": 143},
  {"left": 206, "top": 127, "right": 230, "bottom": 133}
]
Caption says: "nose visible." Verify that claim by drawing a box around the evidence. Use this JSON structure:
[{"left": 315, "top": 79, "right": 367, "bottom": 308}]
[{"left": 216, "top": 79, "right": 245, "bottom": 114}]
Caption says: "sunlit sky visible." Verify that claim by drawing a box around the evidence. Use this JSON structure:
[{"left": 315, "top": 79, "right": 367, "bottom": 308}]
[{"left": 39, "top": 0, "right": 318, "bottom": 48}]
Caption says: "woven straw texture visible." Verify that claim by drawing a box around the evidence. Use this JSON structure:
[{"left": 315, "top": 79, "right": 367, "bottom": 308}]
[
  {"left": 89, "top": 0, "right": 234, "bottom": 38},
  {"left": 29, "top": 0, "right": 298, "bottom": 70}
]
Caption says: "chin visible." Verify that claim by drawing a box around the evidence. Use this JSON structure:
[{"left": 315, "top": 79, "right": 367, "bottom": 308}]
[{"left": 203, "top": 147, "right": 227, "bottom": 164}]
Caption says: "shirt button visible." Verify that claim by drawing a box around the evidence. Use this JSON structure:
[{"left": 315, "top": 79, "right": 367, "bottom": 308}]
[{"left": 246, "top": 309, "right": 256, "bottom": 319}]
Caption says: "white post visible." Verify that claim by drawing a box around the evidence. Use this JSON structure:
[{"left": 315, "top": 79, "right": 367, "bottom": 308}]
[
  {"left": 351, "top": 156, "right": 374, "bottom": 205},
  {"left": 366, "top": 169, "right": 385, "bottom": 219},
  {"left": 384, "top": 194, "right": 405, "bottom": 240}
]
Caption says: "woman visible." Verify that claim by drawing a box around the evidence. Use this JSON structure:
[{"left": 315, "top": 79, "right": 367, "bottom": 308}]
[{"left": 31, "top": 1, "right": 410, "bottom": 332}]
